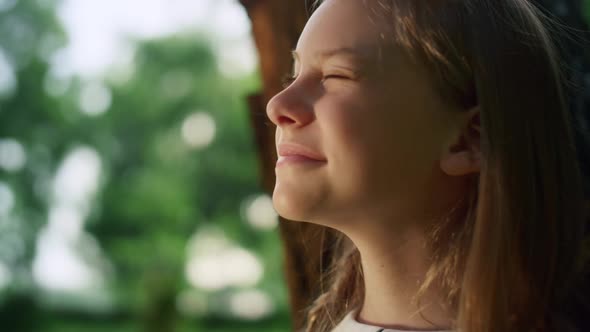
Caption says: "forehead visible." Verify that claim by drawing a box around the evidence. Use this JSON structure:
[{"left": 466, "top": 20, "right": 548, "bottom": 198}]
[
  {"left": 291, "top": 46, "right": 377, "bottom": 67},
  {"left": 296, "top": 0, "right": 384, "bottom": 62}
]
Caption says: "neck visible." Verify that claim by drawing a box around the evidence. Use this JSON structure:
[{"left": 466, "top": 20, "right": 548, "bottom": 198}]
[{"left": 351, "top": 226, "right": 454, "bottom": 331}]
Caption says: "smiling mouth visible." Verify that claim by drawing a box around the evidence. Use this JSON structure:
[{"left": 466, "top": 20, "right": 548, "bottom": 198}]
[{"left": 276, "top": 155, "right": 327, "bottom": 167}]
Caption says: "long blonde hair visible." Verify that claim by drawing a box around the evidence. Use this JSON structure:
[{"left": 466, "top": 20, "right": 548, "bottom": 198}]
[{"left": 302, "top": 0, "right": 589, "bottom": 331}]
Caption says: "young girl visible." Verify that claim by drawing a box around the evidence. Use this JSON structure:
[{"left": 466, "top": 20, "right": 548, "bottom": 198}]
[{"left": 265, "top": 0, "right": 589, "bottom": 331}]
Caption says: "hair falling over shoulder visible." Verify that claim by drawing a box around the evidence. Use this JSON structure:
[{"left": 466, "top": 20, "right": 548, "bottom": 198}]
[{"left": 302, "top": 0, "right": 590, "bottom": 331}]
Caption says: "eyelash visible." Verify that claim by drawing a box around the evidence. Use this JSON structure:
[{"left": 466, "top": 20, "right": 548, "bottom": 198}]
[
  {"left": 280, "top": 74, "right": 348, "bottom": 88},
  {"left": 321, "top": 75, "right": 348, "bottom": 82}
]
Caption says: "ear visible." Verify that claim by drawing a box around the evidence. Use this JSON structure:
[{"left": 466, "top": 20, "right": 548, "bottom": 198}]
[{"left": 440, "top": 107, "right": 481, "bottom": 176}]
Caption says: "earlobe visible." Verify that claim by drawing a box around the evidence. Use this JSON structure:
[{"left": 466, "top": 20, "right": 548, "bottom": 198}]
[
  {"left": 440, "top": 150, "right": 481, "bottom": 176},
  {"left": 440, "top": 107, "right": 481, "bottom": 176}
]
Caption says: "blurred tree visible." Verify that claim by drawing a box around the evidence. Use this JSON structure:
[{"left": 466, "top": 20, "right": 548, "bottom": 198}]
[
  {"left": 0, "top": 0, "right": 67, "bottom": 328},
  {"left": 0, "top": 1, "right": 290, "bottom": 332},
  {"left": 90, "top": 35, "right": 270, "bottom": 330}
]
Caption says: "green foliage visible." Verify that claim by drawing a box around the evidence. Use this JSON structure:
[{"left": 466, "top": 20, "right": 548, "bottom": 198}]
[{"left": 0, "top": 2, "right": 288, "bottom": 332}]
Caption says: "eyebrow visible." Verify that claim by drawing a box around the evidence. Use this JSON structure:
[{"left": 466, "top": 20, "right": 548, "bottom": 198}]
[{"left": 291, "top": 47, "right": 373, "bottom": 63}]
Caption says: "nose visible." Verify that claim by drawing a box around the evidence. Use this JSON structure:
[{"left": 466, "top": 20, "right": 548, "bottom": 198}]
[{"left": 266, "top": 84, "right": 314, "bottom": 128}]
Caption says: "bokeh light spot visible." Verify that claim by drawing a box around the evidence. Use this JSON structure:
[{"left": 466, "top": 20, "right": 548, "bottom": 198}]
[
  {"left": 79, "top": 81, "right": 112, "bottom": 116},
  {"left": 229, "top": 289, "right": 274, "bottom": 320},
  {"left": 243, "top": 194, "right": 278, "bottom": 231},
  {"left": 52, "top": 146, "right": 102, "bottom": 209},
  {"left": 0, "top": 262, "right": 12, "bottom": 289},
  {"left": 0, "top": 182, "right": 15, "bottom": 217},
  {"left": 0, "top": 138, "right": 26, "bottom": 172},
  {"left": 181, "top": 112, "right": 216, "bottom": 149},
  {"left": 0, "top": 0, "right": 17, "bottom": 12},
  {"left": 0, "top": 48, "right": 17, "bottom": 99},
  {"left": 185, "top": 227, "right": 264, "bottom": 291}
]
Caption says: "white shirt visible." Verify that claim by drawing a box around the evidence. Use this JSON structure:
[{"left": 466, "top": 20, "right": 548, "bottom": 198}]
[{"left": 331, "top": 309, "right": 455, "bottom": 332}]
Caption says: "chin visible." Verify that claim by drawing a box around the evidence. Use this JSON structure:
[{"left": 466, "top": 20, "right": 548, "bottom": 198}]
[
  {"left": 271, "top": 186, "right": 352, "bottom": 232},
  {"left": 271, "top": 181, "right": 327, "bottom": 222},
  {"left": 271, "top": 189, "right": 310, "bottom": 222}
]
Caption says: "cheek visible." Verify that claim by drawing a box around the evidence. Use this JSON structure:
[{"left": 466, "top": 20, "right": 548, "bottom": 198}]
[
  {"left": 318, "top": 91, "right": 440, "bottom": 203},
  {"left": 317, "top": 95, "right": 397, "bottom": 196},
  {"left": 320, "top": 91, "right": 408, "bottom": 168}
]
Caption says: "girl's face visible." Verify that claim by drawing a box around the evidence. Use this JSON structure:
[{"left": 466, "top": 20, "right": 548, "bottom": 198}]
[{"left": 267, "top": 0, "right": 465, "bottom": 228}]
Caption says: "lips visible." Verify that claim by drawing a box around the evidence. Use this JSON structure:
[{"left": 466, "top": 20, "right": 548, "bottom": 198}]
[{"left": 277, "top": 142, "right": 326, "bottom": 161}]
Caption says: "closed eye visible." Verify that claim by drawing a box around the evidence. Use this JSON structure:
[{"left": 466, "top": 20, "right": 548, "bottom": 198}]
[
  {"left": 281, "top": 74, "right": 351, "bottom": 89},
  {"left": 322, "top": 74, "right": 349, "bottom": 82}
]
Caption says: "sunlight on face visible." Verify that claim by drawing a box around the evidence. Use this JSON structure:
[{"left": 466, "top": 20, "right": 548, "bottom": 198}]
[{"left": 266, "top": 0, "right": 459, "bottom": 230}]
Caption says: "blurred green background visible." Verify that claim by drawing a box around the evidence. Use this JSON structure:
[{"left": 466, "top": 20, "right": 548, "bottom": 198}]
[{"left": 0, "top": 0, "right": 289, "bottom": 331}]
